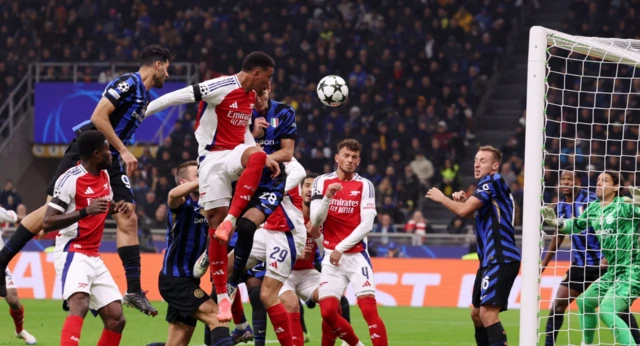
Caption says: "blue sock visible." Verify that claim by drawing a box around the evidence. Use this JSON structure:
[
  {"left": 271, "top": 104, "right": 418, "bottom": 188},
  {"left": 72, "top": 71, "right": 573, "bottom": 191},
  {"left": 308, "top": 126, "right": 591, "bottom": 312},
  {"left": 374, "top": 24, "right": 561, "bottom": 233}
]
[
  {"left": 250, "top": 286, "right": 267, "bottom": 346},
  {"left": 204, "top": 326, "right": 211, "bottom": 346},
  {"left": 545, "top": 308, "right": 563, "bottom": 345},
  {"left": 486, "top": 322, "right": 507, "bottom": 346},
  {"left": 210, "top": 326, "right": 233, "bottom": 346},
  {"left": 229, "top": 218, "right": 257, "bottom": 286}
]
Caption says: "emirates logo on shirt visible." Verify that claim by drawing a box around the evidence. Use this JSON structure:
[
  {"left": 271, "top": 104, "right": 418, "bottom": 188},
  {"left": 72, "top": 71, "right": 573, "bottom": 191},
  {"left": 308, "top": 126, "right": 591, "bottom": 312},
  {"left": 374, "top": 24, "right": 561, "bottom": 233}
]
[
  {"left": 226, "top": 110, "right": 251, "bottom": 126},
  {"left": 329, "top": 199, "right": 359, "bottom": 214}
]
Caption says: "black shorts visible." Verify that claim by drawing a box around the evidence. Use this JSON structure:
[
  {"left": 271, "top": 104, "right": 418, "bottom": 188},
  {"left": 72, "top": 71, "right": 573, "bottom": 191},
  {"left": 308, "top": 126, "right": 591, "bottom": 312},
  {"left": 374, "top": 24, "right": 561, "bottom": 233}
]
[
  {"left": 158, "top": 274, "right": 210, "bottom": 327},
  {"left": 46, "top": 139, "right": 135, "bottom": 203},
  {"left": 472, "top": 261, "right": 520, "bottom": 312},
  {"left": 244, "top": 163, "right": 287, "bottom": 218},
  {"left": 560, "top": 265, "right": 602, "bottom": 293}
]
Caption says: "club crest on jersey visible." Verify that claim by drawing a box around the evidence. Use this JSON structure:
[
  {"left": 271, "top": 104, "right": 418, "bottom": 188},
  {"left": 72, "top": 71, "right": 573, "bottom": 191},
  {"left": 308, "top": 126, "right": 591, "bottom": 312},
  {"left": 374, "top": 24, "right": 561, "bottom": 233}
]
[{"left": 270, "top": 118, "right": 279, "bottom": 127}]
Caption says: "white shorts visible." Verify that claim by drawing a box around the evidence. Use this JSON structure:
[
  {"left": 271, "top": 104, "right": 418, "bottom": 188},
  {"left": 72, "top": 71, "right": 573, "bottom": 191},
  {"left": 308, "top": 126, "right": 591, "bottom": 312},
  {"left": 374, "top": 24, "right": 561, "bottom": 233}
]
[
  {"left": 5, "top": 268, "right": 16, "bottom": 290},
  {"left": 197, "top": 143, "right": 253, "bottom": 210},
  {"left": 246, "top": 228, "right": 297, "bottom": 283},
  {"left": 54, "top": 252, "right": 122, "bottom": 311},
  {"left": 318, "top": 249, "right": 376, "bottom": 299},
  {"left": 279, "top": 269, "right": 321, "bottom": 302}
]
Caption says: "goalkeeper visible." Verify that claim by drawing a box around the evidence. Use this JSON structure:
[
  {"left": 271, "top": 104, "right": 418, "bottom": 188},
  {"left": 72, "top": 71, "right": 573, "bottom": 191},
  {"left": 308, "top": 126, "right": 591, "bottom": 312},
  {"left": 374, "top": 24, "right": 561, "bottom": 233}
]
[{"left": 542, "top": 171, "right": 640, "bottom": 345}]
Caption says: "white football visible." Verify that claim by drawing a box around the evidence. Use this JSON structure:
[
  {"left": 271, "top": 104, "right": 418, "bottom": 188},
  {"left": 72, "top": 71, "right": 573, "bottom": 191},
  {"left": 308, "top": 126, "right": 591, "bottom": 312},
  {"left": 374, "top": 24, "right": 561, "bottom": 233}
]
[{"left": 317, "top": 75, "right": 349, "bottom": 107}]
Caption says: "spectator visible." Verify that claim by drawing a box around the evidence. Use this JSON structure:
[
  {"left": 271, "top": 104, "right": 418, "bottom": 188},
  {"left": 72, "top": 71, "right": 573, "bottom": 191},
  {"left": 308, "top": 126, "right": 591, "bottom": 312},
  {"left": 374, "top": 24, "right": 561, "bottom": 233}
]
[
  {"left": 409, "top": 152, "right": 435, "bottom": 188},
  {"left": 0, "top": 180, "right": 21, "bottom": 210},
  {"left": 373, "top": 213, "right": 397, "bottom": 245},
  {"left": 386, "top": 242, "right": 403, "bottom": 258},
  {"left": 438, "top": 159, "right": 460, "bottom": 196},
  {"left": 447, "top": 217, "right": 468, "bottom": 234},
  {"left": 405, "top": 211, "right": 433, "bottom": 242}
]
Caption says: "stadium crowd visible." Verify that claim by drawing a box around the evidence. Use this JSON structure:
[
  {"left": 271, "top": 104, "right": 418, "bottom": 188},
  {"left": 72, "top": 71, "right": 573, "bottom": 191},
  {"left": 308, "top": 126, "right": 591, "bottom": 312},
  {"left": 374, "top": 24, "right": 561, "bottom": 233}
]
[{"left": 0, "top": 0, "right": 525, "bottom": 237}]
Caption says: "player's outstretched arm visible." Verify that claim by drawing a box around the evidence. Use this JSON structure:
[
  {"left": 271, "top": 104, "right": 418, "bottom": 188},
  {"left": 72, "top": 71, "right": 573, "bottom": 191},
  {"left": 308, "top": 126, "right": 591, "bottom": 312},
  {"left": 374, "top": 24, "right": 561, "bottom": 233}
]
[
  {"left": 43, "top": 198, "right": 109, "bottom": 232},
  {"left": 426, "top": 187, "right": 483, "bottom": 218},
  {"left": 146, "top": 84, "right": 199, "bottom": 116},
  {"left": 334, "top": 180, "right": 377, "bottom": 253},
  {"left": 541, "top": 206, "right": 589, "bottom": 234},
  {"left": 167, "top": 181, "right": 199, "bottom": 209}
]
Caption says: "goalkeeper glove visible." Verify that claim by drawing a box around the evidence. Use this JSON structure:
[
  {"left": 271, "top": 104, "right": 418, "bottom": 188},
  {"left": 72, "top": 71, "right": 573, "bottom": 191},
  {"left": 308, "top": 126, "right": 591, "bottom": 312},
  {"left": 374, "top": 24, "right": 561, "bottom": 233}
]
[
  {"left": 541, "top": 206, "right": 564, "bottom": 229},
  {"left": 627, "top": 186, "right": 640, "bottom": 205}
]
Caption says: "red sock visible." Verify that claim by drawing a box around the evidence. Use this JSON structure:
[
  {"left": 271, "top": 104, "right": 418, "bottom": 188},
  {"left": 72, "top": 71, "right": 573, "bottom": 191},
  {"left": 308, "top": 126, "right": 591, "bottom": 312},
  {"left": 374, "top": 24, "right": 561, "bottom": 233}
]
[
  {"left": 320, "top": 298, "right": 359, "bottom": 346},
  {"left": 289, "top": 312, "right": 303, "bottom": 345},
  {"left": 9, "top": 306, "right": 24, "bottom": 333},
  {"left": 232, "top": 296, "right": 245, "bottom": 324},
  {"left": 228, "top": 151, "right": 267, "bottom": 218},
  {"left": 208, "top": 228, "right": 228, "bottom": 294},
  {"left": 358, "top": 296, "right": 388, "bottom": 346},
  {"left": 97, "top": 329, "right": 122, "bottom": 346},
  {"left": 266, "top": 303, "right": 295, "bottom": 346},
  {"left": 322, "top": 320, "right": 337, "bottom": 346},
  {"left": 60, "top": 315, "right": 84, "bottom": 346}
]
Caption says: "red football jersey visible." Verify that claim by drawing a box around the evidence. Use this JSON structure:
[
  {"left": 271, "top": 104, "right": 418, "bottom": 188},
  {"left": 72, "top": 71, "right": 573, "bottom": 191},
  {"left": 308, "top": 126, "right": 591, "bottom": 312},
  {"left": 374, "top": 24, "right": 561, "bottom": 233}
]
[
  {"left": 49, "top": 165, "right": 112, "bottom": 256},
  {"left": 311, "top": 173, "right": 376, "bottom": 253},
  {"left": 292, "top": 216, "right": 317, "bottom": 271},
  {"left": 263, "top": 186, "right": 303, "bottom": 232},
  {"left": 194, "top": 75, "right": 256, "bottom": 152}
]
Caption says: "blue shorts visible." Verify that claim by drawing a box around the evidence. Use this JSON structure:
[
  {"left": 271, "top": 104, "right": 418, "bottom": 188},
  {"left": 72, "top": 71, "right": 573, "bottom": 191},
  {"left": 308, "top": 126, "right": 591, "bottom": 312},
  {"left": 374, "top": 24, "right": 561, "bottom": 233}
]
[
  {"left": 472, "top": 262, "right": 520, "bottom": 311},
  {"left": 245, "top": 163, "right": 287, "bottom": 218},
  {"left": 245, "top": 262, "right": 266, "bottom": 280}
]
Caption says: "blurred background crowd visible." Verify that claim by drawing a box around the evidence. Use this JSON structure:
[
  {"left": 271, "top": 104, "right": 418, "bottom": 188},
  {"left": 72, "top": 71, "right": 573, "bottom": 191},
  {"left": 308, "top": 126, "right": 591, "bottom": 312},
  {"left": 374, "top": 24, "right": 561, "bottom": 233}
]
[{"left": 4, "top": 0, "right": 634, "bottom": 255}]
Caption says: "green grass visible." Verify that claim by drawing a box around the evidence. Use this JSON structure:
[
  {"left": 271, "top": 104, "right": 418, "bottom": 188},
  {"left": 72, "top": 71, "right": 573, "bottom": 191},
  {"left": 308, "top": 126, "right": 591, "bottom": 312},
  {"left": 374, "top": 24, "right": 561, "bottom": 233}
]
[{"left": 0, "top": 300, "right": 624, "bottom": 345}]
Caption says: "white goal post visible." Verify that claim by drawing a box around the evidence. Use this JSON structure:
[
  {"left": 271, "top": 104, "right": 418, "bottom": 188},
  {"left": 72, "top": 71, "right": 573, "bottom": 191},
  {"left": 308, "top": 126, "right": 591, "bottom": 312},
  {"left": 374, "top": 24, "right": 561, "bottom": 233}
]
[{"left": 522, "top": 26, "right": 640, "bottom": 345}]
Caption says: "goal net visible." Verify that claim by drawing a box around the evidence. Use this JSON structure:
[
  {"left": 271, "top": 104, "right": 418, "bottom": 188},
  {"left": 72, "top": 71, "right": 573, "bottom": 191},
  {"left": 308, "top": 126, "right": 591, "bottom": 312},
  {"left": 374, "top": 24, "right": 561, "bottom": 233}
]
[{"left": 522, "top": 26, "right": 640, "bottom": 346}]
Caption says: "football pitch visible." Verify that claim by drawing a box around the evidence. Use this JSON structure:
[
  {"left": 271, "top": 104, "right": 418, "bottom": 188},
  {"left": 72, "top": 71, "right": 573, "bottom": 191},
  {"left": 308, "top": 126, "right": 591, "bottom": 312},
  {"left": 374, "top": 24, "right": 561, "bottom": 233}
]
[{"left": 0, "top": 300, "right": 621, "bottom": 345}]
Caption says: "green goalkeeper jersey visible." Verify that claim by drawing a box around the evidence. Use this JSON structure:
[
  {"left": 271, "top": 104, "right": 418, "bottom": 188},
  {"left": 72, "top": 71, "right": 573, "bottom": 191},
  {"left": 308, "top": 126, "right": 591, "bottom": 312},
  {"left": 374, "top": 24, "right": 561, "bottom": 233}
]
[{"left": 562, "top": 196, "right": 640, "bottom": 269}]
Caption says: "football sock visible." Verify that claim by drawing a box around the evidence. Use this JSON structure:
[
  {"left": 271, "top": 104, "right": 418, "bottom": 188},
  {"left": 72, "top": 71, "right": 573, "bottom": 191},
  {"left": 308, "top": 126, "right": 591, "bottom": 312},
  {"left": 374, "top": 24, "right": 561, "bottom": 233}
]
[
  {"left": 97, "top": 329, "right": 122, "bottom": 346},
  {"left": 229, "top": 218, "right": 257, "bottom": 286},
  {"left": 474, "top": 326, "right": 489, "bottom": 346},
  {"left": 210, "top": 326, "right": 234, "bottom": 346},
  {"left": 228, "top": 151, "right": 267, "bottom": 219},
  {"left": 340, "top": 296, "right": 351, "bottom": 322},
  {"left": 0, "top": 225, "right": 35, "bottom": 265},
  {"left": 358, "top": 296, "right": 388, "bottom": 346},
  {"left": 117, "top": 245, "right": 141, "bottom": 293},
  {"left": 486, "top": 322, "right": 507, "bottom": 346},
  {"left": 203, "top": 326, "right": 211, "bottom": 346},
  {"left": 9, "top": 305, "right": 24, "bottom": 333},
  {"left": 232, "top": 295, "right": 248, "bottom": 329},
  {"left": 619, "top": 310, "right": 640, "bottom": 344},
  {"left": 576, "top": 289, "right": 599, "bottom": 344},
  {"left": 321, "top": 320, "right": 337, "bottom": 346},
  {"left": 60, "top": 315, "right": 83, "bottom": 346},
  {"left": 208, "top": 228, "right": 228, "bottom": 295},
  {"left": 545, "top": 307, "right": 564, "bottom": 345},
  {"left": 299, "top": 302, "right": 308, "bottom": 333},
  {"left": 320, "top": 298, "right": 359, "bottom": 346},
  {"left": 249, "top": 286, "right": 267, "bottom": 346},
  {"left": 289, "top": 312, "right": 303, "bottom": 345},
  {"left": 600, "top": 298, "right": 634, "bottom": 345},
  {"left": 267, "top": 303, "right": 295, "bottom": 346}
]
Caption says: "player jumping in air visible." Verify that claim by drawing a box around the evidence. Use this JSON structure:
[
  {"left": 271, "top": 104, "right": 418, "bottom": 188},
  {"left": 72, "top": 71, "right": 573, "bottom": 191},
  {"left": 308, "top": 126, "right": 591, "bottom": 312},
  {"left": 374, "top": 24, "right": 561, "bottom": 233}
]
[
  {"left": 0, "top": 208, "right": 37, "bottom": 345},
  {"left": 426, "top": 145, "right": 520, "bottom": 346},
  {"left": 155, "top": 161, "right": 234, "bottom": 346},
  {"left": 43, "top": 130, "right": 130, "bottom": 346},
  {"left": 278, "top": 173, "right": 352, "bottom": 344},
  {"left": 542, "top": 168, "right": 640, "bottom": 345},
  {"left": 0, "top": 45, "right": 172, "bottom": 316},
  {"left": 542, "top": 171, "right": 640, "bottom": 345},
  {"left": 311, "top": 139, "right": 389, "bottom": 346},
  {"left": 145, "top": 51, "right": 280, "bottom": 322}
]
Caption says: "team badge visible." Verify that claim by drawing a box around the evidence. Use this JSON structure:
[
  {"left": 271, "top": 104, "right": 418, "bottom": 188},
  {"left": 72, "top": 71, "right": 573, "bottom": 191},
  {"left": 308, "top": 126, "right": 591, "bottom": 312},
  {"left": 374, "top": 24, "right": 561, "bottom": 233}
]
[
  {"left": 194, "top": 288, "right": 205, "bottom": 298},
  {"left": 270, "top": 118, "right": 279, "bottom": 127}
]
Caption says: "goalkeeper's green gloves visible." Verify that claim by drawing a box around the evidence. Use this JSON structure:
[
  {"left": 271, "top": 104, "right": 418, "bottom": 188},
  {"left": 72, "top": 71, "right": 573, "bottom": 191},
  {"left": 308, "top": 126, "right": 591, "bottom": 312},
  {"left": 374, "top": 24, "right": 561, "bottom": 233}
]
[
  {"left": 541, "top": 206, "right": 565, "bottom": 231},
  {"left": 627, "top": 186, "right": 640, "bottom": 205}
]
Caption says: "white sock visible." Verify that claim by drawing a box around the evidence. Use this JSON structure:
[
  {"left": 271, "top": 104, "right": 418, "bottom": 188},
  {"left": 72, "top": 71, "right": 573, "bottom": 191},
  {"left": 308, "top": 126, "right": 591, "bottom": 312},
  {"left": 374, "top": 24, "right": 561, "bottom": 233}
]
[
  {"left": 356, "top": 342, "right": 365, "bottom": 346},
  {"left": 217, "top": 293, "right": 230, "bottom": 304},
  {"left": 223, "top": 215, "right": 237, "bottom": 225},
  {"left": 236, "top": 322, "right": 249, "bottom": 330}
]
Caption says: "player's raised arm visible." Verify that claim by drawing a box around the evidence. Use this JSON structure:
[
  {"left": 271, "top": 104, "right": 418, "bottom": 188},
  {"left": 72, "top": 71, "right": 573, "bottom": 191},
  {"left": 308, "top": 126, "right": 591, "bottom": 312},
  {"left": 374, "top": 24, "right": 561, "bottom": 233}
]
[
  {"left": 334, "top": 179, "right": 377, "bottom": 253},
  {"left": 146, "top": 84, "right": 199, "bottom": 116},
  {"left": 541, "top": 205, "right": 591, "bottom": 234},
  {"left": 167, "top": 160, "right": 200, "bottom": 210}
]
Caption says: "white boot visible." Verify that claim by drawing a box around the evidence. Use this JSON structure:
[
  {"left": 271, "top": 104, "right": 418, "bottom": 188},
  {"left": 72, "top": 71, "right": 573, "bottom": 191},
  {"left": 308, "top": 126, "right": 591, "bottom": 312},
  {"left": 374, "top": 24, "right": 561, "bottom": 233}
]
[{"left": 16, "top": 329, "right": 36, "bottom": 345}]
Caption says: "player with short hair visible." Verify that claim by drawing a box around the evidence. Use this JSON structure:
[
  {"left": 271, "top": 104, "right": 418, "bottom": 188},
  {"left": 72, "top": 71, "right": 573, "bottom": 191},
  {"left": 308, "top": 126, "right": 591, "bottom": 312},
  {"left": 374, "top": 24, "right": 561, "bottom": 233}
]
[
  {"left": 43, "top": 130, "right": 131, "bottom": 346},
  {"left": 542, "top": 168, "right": 640, "bottom": 345},
  {"left": 311, "top": 139, "right": 388, "bottom": 346},
  {"left": 146, "top": 51, "right": 280, "bottom": 322},
  {"left": 542, "top": 171, "right": 640, "bottom": 345},
  {"left": 426, "top": 145, "right": 520, "bottom": 346},
  {"left": 156, "top": 160, "right": 234, "bottom": 346},
  {"left": 0, "top": 208, "right": 37, "bottom": 345},
  {"left": 0, "top": 44, "right": 172, "bottom": 316}
]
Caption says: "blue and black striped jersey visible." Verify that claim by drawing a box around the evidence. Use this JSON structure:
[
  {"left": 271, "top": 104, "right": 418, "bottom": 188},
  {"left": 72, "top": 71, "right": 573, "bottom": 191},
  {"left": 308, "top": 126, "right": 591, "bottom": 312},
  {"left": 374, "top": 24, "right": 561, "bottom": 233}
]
[
  {"left": 252, "top": 99, "right": 296, "bottom": 155},
  {"left": 473, "top": 173, "right": 521, "bottom": 267},
  {"left": 556, "top": 189, "right": 601, "bottom": 266},
  {"left": 161, "top": 196, "right": 208, "bottom": 277},
  {"left": 73, "top": 72, "right": 150, "bottom": 156}
]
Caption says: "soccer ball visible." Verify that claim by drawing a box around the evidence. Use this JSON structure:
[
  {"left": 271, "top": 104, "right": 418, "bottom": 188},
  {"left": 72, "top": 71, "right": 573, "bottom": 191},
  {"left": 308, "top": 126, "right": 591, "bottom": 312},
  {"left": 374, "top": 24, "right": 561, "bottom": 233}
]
[{"left": 317, "top": 75, "right": 349, "bottom": 107}]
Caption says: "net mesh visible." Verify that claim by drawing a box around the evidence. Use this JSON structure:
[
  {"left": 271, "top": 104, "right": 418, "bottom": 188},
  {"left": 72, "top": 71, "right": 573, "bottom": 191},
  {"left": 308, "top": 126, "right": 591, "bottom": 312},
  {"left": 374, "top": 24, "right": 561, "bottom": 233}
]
[{"left": 539, "top": 33, "right": 640, "bottom": 345}]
